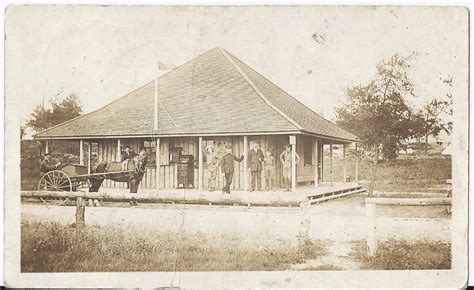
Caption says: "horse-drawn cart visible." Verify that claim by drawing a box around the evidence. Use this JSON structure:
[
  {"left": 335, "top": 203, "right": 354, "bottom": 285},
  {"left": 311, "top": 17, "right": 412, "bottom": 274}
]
[{"left": 38, "top": 163, "right": 131, "bottom": 192}]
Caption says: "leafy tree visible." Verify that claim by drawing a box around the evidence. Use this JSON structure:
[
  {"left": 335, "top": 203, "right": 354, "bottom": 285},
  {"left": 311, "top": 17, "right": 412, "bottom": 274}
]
[
  {"left": 26, "top": 93, "right": 82, "bottom": 133},
  {"left": 417, "top": 77, "right": 453, "bottom": 152},
  {"left": 335, "top": 53, "right": 419, "bottom": 195}
]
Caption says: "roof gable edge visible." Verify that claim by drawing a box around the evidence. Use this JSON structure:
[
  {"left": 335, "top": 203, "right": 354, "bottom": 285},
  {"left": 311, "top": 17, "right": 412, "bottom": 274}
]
[
  {"left": 34, "top": 80, "right": 155, "bottom": 138},
  {"left": 223, "top": 50, "right": 359, "bottom": 141},
  {"left": 218, "top": 48, "right": 304, "bottom": 131}
]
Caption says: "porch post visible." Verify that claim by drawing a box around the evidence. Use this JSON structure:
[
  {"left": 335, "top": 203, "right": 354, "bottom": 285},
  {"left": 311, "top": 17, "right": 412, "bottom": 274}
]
[
  {"left": 291, "top": 135, "right": 297, "bottom": 192},
  {"left": 117, "top": 139, "right": 121, "bottom": 158},
  {"left": 198, "top": 137, "right": 203, "bottom": 190},
  {"left": 155, "top": 138, "right": 160, "bottom": 189},
  {"left": 79, "top": 139, "right": 84, "bottom": 165},
  {"left": 243, "top": 136, "right": 248, "bottom": 192},
  {"left": 343, "top": 143, "right": 347, "bottom": 184},
  {"left": 320, "top": 143, "right": 324, "bottom": 182},
  {"left": 330, "top": 141, "right": 334, "bottom": 186},
  {"left": 45, "top": 140, "right": 49, "bottom": 154},
  {"left": 355, "top": 143, "right": 359, "bottom": 182},
  {"left": 314, "top": 138, "right": 319, "bottom": 187},
  {"left": 87, "top": 142, "right": 92, "bottom": 174}
]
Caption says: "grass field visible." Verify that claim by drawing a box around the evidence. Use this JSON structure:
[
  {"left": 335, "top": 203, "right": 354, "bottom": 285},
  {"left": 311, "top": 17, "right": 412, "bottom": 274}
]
[
  {"left": 322, "top": 153, "right": 451, "bottom": 192},
  {"left": 21, "top": 220, "right": 328, "bottom": 272},
  {"left": 349, "top": 239, "right": 451, "bottom": 270}
]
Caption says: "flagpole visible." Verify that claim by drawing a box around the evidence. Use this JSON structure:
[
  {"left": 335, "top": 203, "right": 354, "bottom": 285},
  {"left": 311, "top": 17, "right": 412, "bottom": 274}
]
[{"left": 154, "top": 66, "right": 158, "bottom": 131}]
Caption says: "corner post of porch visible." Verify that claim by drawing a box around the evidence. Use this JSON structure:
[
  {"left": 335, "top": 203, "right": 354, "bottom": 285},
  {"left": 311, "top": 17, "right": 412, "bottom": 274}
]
[
  {"left": 117, "top": 139, "right": 121, "bottom": 157},
  {"left": 198, "top": 136, "right": 203, "bottom": 190},
  {"left": 155, "top": 138, "right": 160, "bottom": 189},
  {"left": 243, "top": 136, "right": 248, "bottom": 192},
  {"left": 343, "top": 143, "right": 347, "bottom": 184},
  {"left": 313, "top": 138, "right": 319, "bottom": 188},
  {"left": 291, "top": 135, "right": 297, "bottom": 192},
  {"left": 79, "top": 139, "right": 84, "bottom": 165},
  {"left": 45, "top": 140, "right": 49, "bottom": 154},
  {"left": 87, "top": 142, "right": 92, "bottom": 175},
  {"left": 330, "top": 141, "right": 334, "bottom": 186},
  {"left": 320, "top": 143, "right": 324, "bottom": 183},
  {"left": 355, "top": 143, "right": 359, "bottom": 182}
]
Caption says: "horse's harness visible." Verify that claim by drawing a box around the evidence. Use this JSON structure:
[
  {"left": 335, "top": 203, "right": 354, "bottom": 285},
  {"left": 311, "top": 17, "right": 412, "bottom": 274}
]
[{"left": 105, "top": 153, "right": 147, "bottom": 177}]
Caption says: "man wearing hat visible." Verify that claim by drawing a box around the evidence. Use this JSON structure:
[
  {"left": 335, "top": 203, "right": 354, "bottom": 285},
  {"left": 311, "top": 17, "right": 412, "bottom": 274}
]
[
  {"left": 121, "top": 144, "right": 137, "bottom": 171},
  {"left": 248, "top": 141, "right": 264, "bottom": 191},
  {"left": 39, "top": 152, "right": 61, "bottom": 177},
  {"left": 219, "top": 144, "right": 244, "bottom": 194},
  {"left": 205, "top": 144, "right": 219, "bottom": 192}
]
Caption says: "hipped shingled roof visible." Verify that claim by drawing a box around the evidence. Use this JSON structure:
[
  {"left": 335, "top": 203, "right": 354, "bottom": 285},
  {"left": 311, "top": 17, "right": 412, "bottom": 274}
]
[{"left": 35, "top": 48, "right": 359, "bottom": 142}]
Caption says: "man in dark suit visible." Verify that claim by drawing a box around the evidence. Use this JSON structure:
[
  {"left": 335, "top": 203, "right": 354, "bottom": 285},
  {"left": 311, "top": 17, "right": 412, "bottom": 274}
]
[
  {"left": 248, "top": 142, "right": 264, "bottom": 191},
  {"left": 219, "top": 144, "right": 243, "bottom": 194},
  {"left": 39, "top": 152, "right": 61, "bottom": 177}
]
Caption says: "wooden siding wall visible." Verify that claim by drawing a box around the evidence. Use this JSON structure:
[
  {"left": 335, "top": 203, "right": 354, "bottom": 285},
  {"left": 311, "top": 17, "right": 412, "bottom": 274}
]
[
  {"left": 97, "top": 139, "right": 123, "bottom": 189},
  {"left": 97, "top": 135, "right": 319, "bottom": 190}
]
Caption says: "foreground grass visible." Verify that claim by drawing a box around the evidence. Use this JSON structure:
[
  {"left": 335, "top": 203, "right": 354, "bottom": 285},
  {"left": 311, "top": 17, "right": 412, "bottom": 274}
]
[
  {"left": 22, "top": 221, "right": 327, "bottom": 272},
  {"left": 349, "top": 239, "right": 451, "bottom": 270}
]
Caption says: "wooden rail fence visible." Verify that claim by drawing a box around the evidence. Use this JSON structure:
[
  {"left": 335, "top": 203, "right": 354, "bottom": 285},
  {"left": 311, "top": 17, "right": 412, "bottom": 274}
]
[
  {"left": 365, "top": 197, "right": 452, "bottom": 257},
  {"left": 22, "top": 191, "right": 315, "bottom": 233}
]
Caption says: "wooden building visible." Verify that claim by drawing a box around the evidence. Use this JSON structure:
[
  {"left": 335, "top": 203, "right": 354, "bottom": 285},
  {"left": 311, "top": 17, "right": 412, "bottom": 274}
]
[{"left": 35, "top": 48, "right": 359, "bottom": 192}]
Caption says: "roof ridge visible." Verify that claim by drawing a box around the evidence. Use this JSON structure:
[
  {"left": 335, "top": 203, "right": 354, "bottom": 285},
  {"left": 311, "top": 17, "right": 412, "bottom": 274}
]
[
  {"left": 35, "top": 49, "right": 221, "bottom": 138},
  {"left": 222, "top": 49, "right": 359, "bottom": 141},
  {"left": 218, "top": 48, "right": 304, "bottom": 131}
]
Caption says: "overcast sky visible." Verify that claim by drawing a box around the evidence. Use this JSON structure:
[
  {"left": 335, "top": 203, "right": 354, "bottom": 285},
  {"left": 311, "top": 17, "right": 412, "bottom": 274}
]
[{"left": 5, "top": 5, "right": 468, "bottom": 128}]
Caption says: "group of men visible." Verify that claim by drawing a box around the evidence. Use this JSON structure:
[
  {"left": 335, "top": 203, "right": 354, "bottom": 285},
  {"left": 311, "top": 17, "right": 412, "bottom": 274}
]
[
  {"left": 39, "top": 142, "right": 300, "bottom": 193},
  {"left": 205, "top": 141, "right": 300, "bottom": 194}
]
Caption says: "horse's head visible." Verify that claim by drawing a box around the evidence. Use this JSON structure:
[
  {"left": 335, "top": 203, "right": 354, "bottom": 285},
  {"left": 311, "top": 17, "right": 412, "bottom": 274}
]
[{"left": 133, "top": 150, "right": 148, "bottom": 173}]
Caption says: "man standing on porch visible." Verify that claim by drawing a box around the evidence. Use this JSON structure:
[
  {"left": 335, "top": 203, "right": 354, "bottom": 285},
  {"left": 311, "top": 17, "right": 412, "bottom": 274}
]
[
  {"left": 205, "top": 144, "right": 219, "bottom": 192},
  {"left": 280, "top": 145, "right": 300, "bottom": 191},
  {"left": 219, "top": 145, "right": 244, "bottom": 194},
  {"left": 248, "top": 142, "right": 264, "bottom": 191}
]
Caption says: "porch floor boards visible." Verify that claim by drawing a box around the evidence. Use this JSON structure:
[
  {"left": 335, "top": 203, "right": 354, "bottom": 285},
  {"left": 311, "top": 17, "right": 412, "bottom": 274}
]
[{"left": 99, "top": 182, "right": 364, "bottom": 206}]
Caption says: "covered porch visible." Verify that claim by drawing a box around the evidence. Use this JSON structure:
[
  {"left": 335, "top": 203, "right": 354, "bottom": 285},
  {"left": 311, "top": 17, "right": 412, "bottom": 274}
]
[{"left": 41, "top": 133, "right": 360, "bottom": 193}]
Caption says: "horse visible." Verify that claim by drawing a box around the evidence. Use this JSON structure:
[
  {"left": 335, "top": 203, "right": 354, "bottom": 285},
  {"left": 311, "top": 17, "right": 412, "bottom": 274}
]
[{"left": 89, "top": 151, "right": 148, "bottom": 193}]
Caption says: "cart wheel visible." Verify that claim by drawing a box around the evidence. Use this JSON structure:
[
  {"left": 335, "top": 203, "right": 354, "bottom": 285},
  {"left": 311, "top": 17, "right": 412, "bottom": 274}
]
[
  {"left": 72, "top": 179, "right": 90, "bottom": 192},
  {"left": 38, "top": 170, "right": 72, "bottom": 192}
]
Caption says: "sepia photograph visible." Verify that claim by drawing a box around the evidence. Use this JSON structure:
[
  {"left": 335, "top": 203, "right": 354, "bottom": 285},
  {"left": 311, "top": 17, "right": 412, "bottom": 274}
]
[{"left": 4, "top": 4, "right": 469, "bottom": 288}]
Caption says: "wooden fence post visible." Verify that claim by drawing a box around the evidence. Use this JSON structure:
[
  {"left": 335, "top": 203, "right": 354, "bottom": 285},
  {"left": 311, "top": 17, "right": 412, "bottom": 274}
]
[
  {"left": 366, "top": 202, "right": 377, "bottom": 257},
  {"left": 76, "top": 196, "right": 86, "bottom": 227},
  {"left": 299, "top": 200, "right": 311, "bottom": 245}
]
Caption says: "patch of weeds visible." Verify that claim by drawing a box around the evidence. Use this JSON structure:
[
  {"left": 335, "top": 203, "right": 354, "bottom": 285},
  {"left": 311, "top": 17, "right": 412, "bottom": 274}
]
[
  {"left": 305, "top": 264, "right": 343, "bottom": 271},
  {"left": 296, "top": 239, "right": 329, "bottom": 261},
  {"left": 21, "top": 221, "right": 328, "bottom": 272},
  {"left": 349, "top": 239, "right": 451, "bottom": 270}
]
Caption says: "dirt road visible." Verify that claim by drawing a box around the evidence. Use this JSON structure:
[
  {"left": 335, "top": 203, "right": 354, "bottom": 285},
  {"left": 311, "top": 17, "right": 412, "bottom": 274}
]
[{"left": 22, "top": 197, "right": 451, "bottom": 245}]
